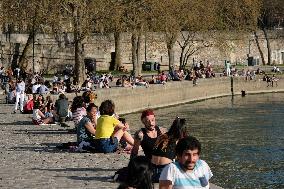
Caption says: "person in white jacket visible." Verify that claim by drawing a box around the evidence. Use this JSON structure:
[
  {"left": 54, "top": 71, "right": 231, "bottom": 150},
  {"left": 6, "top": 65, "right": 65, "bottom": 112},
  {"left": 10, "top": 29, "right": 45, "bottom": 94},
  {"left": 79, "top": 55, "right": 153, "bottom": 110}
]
[{"left": 13, "top": 78, "right": 25, "bottom": 113}]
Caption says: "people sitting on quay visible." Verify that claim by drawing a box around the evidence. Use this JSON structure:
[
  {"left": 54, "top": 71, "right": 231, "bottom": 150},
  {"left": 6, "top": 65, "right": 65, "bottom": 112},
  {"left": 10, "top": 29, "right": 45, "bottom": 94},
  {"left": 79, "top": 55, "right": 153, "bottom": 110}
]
[
  {"left": 44, "top": 98, "right": 55, "bottom": 118},
  {"left": 76, "top": 103, "right": 98, "bottom": 152},
  {"left": 54, "top": 93, "right": 70, "bottom": 127},
  {"left": 22, "top": 94, "right": 34, "bottom": 114},
  {"left": 71, "top": 96, "right": 87, "bottom": 126},
  {"left": 135, "top": 75, "right": 149, "bottom": 87},
  {"left": 32, "top": 82, "right": 41, "bottom": 94},
  {"left": 158, "top": 71, "right": 168, "bottom": 84},
  {"left": 38, "top": 82, "right": 50, "bottom": 95},
  {"left": 98, "top": 74, "right": 111, "bottom": 89},
  {"left": 151, "top": 117, "right": 189, "bottom": 183},
  {"left": 34, "top": 94, "right": 45, "bottom": 113},
  {"left": 32, "top": 101, "right": 54, "bottom": 125},
  {"left": 94, "top": 100, "right": 134, "bottom": 153},
  {"left": 272, "top": 66, "right": 282, "bottom": 73},
  {"left": 121, "top": 75, "right": 133, "bottom": 88},
  {"left": 271, "top": 74, "right": 279, "bottom": 87},
  {"left": 6, "top": 89, "right": 16, "bottom": 104},
  {"left": 131, "top": 109, "right": 166, "bottom": 160},
  {"left": 51, "top": 82, "right": 60, "bottom": 94},
  {"left": 256, "top": 67, "right": 265, "bottom": 75}
]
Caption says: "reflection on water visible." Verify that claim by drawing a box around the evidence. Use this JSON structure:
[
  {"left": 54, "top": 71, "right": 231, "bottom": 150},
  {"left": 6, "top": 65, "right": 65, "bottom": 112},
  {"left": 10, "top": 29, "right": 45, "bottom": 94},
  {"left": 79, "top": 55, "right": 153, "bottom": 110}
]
[{"left": 123, "top": 93, "right": 284, "bottom": 189}]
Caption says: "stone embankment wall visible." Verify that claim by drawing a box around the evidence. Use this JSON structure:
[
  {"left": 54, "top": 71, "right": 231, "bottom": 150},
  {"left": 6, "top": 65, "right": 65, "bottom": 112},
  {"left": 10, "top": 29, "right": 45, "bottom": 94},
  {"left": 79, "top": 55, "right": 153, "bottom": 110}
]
[
  {"left": 65, "top": 76, "right": 284, "bottom": 115},
  {"left": 0, "top": 30, "right": 283, "bottom": 73}
]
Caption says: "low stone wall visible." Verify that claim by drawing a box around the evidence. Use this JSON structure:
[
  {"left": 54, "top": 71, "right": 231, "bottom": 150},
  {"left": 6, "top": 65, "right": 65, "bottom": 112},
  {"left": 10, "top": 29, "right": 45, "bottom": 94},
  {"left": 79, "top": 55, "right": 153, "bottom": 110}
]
[{"left": 65, "top": 76, "right": 284, "bottom": 115}]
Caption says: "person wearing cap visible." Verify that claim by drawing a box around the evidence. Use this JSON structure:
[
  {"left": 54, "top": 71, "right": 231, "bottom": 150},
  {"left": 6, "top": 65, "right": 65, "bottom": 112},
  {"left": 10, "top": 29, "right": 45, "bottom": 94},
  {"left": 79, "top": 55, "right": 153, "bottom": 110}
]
[
  {"left": 13, "top": 78, "right": 25, "bottom": 113},
  {"left": 131, "top": 109, "right": 166, "bottom": 160}
]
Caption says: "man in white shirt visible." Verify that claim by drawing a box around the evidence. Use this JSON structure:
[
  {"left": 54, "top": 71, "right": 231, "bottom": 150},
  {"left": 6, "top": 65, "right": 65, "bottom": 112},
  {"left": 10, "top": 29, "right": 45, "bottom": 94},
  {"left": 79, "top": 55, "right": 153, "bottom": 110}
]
[
  {"left": 13, "top": 78, "right": 25, "bottom": 113},
  {"left": 159, "top": 136, "right": 213, "bottom": 189},
  {"left": 32, "top": 82, "right": 41, "bottom": 94}
]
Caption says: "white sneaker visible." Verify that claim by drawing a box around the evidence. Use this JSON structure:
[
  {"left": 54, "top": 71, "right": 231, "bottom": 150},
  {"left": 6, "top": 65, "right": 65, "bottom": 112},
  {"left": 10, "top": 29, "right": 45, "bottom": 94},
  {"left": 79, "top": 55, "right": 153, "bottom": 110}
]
[{"left": 39, "top": 123, "right": 48, "bottom": 126}]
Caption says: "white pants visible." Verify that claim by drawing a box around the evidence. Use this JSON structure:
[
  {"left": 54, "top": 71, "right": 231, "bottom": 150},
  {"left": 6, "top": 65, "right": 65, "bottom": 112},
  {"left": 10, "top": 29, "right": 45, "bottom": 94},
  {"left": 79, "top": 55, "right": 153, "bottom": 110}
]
[
  {"left": 226, "top": 68, "right": 231, "bottom": 76},
  {"left": 15, "top": 92, "right": 25, "bottom": 111}
]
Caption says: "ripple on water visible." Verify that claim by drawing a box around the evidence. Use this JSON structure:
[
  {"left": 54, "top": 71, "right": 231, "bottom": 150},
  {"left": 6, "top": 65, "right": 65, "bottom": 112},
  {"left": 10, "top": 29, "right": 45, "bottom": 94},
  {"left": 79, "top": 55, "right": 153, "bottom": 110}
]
[{"left": 124, "top": 93, "right": 284, "bottom": 189}]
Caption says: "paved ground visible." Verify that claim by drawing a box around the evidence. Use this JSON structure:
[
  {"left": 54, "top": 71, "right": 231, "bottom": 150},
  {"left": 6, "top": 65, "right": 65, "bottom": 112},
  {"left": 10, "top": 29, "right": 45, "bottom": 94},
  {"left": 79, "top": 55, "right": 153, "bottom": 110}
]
[
  {"left": 0, "top": 94, "right": 128, "bottom": 189},
  {"left": 0, "top": 93, "right": 223, "bottom": 189}
]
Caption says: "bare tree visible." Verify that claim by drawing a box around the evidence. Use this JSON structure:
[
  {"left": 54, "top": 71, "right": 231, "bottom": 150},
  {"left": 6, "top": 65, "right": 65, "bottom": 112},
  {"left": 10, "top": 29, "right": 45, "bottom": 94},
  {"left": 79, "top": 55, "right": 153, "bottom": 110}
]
[{"left": 0, "top": 0, "right": 57, "bottom": 70}]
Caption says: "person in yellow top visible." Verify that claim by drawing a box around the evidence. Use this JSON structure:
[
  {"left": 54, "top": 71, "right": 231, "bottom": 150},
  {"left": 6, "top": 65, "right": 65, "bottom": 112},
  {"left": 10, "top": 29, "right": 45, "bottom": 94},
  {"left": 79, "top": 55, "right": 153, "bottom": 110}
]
[{"left": 94, "top": 100, "right": 134, "bottom": 153}]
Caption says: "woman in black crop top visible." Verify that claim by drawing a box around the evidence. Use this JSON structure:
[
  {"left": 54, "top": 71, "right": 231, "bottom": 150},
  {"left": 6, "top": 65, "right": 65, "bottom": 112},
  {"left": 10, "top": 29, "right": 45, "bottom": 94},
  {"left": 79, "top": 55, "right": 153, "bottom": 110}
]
[
  {"left": 131, "top": 109, "right": 166, "bottom": 160},
  {"left": 151, "top": 117, "right": 189, "bottom": 183}
]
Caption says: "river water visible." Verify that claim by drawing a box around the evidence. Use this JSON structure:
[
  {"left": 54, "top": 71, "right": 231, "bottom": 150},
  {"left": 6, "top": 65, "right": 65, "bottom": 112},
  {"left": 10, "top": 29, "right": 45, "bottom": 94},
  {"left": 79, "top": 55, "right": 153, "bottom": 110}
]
[{"left": 123, "top": 93, "right": 284, "bottom": 189}]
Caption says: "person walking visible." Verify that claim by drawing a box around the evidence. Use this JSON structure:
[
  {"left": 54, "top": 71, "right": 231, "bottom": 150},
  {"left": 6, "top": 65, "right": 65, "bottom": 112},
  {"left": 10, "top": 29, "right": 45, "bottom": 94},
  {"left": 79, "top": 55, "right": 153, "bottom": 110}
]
[{"left": 13, "top": 78, "right": 25, "bottom": 113}]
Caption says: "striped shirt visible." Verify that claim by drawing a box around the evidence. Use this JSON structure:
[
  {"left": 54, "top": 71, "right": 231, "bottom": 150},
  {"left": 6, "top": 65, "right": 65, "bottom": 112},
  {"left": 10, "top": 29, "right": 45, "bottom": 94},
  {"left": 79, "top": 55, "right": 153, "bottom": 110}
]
[
  {"left": 159, "top": 160, "right": 213, "bottom": 189},
  {"left": 72, "top": 107, "right": 87, "bottom": 125}
]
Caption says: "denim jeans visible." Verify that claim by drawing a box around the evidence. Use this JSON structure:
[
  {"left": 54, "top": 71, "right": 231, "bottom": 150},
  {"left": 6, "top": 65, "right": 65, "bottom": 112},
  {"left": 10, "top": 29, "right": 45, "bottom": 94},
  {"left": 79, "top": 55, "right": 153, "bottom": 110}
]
[{"left": 94, "top": 137, "right": 118, "bottom": 153}]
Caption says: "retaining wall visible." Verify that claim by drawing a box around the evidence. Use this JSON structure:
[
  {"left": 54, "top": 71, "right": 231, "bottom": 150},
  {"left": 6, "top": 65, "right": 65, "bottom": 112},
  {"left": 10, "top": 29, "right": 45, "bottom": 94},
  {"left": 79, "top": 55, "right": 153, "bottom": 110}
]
[{"left": 65, "top": 76, "right": 284, "bottom": 115}]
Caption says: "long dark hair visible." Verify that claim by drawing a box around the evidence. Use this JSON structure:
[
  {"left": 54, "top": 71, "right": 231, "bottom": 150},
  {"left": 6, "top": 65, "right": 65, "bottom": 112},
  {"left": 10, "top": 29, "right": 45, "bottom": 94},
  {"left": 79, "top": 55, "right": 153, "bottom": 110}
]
[
  {"left": 118, "top": 156, "right": 153, "bottom": 189},
  {"left": 154, "top": 117, "right": 188, "bottom": 150}
]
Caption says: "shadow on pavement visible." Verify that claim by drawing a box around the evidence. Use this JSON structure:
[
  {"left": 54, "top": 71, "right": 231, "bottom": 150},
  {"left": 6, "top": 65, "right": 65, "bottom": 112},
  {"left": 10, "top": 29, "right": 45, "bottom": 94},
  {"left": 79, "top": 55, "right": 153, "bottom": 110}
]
[
  {"left": 9, "top": 142, "right": 77, "bottom": 153},
  {"left": 31, "top": 167, "right": 117, "bottom": 172},
  {"left": 13, "top": 129, "right": 75, "bottom": 135}
]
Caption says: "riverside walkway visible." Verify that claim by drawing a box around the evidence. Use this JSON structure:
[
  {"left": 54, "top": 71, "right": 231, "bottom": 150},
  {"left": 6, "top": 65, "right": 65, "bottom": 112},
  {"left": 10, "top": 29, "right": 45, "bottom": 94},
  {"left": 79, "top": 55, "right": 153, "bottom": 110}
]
[
  {"left": 2, "top": 74, "right": 284, "bottom": 189},
  {"left": 0, "top": 94, "right": 223, "bottom": 189}
]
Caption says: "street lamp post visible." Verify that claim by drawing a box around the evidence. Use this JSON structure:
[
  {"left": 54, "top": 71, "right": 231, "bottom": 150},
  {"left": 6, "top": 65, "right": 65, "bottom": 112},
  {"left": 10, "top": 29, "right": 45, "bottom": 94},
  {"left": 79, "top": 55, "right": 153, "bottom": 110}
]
[
  {"left": 32, "top": 33, "right": 35, "bottom": 74},
  {"left": 144, "top": 33, "right": 147, "bottom": 62}
]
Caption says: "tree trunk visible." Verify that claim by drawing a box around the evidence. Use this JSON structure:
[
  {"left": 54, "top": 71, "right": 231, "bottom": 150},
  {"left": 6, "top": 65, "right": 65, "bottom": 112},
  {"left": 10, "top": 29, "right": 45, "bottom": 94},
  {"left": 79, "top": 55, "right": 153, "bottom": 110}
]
[
  {"left": 179, "top": 46, "right": 185, "bottom": 69},
  {"left": 74, "top": 40, "right": 85, "bottom": 86},
  {"left": 137, "top": 34, "right": 142, "bottom": 76},
  {"left": 73, "top": 7, "right": 86, "bottom": 86},
  {"left": 262, "top": 28, "right": 271, "bottom": 65},
  {"left": 167, "top": 43, "right": 175, "bottom": 71},
  {"left": 254, "top": 31, "right": 266, "bottom": 65},
  {"left": 18, "top": 31, "right": 34, "bottom": 70},
  {"left": 131, "top": 33, "right": 138, "bottom": 76},
  {"left": 114, "top": 32, "right": 122, "bottom": 70},
  {"left": 166, "top": 33, "right": 177, "bottom": 70}
]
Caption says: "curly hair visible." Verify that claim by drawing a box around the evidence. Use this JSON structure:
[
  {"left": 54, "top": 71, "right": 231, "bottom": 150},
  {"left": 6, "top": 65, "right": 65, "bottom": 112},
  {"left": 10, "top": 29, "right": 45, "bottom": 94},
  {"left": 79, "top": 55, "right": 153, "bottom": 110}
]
[
  {"left": 99, "top": 100, "right": 115, "bottom": 116},
  {"left": 71, "top": 96, "right": 85, "bottom": 113},
  {"left": 82, "top": 91, "right": 97, "bottom": 103},
  {"left": 175, "top": 136, "right": 201, "bottom": 156}
]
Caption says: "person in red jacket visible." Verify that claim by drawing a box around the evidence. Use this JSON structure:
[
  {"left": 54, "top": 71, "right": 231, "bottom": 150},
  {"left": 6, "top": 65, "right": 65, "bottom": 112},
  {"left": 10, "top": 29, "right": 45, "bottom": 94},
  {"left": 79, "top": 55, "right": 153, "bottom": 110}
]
[{"left": 23, "top": 94, "right": 34, "bottom": 114}]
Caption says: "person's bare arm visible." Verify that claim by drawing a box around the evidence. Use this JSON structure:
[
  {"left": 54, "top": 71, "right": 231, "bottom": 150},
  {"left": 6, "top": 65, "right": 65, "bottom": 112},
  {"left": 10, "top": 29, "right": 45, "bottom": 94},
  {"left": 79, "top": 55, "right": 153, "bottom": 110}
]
[
  {"left": 85, "top": 122, "right": 96, "bottom": 135},
  {"left": 116, "top": 121, "right": 126, "bottom": 130},
  {"left": 38, "top": 110, "right": 46, "bottom": 119},
  {"left": 130, "top": 130, "right": 143, "bottom": 158},
  {"left": 159, "top": 127, "right": 168, "bottom": 134},
  {"left": 159, "top": 180, "right": 173, "bottom": 189}
]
